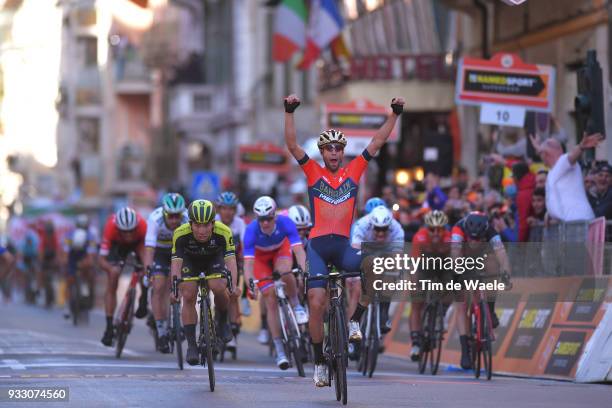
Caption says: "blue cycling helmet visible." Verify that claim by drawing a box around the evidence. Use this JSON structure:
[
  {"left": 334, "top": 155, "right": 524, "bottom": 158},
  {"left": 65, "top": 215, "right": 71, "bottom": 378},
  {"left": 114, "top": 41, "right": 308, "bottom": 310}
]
[
  {"left": 216, "top": 191, "right": 240, "bottom": 208},
  {"left": 365, "top": 197, "right": 386, "bottom": 214}
]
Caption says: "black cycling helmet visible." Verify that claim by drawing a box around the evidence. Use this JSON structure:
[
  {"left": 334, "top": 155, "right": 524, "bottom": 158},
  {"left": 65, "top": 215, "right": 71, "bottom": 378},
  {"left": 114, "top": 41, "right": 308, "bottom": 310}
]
[{"left": 464, "top": 212, "right": 489, "bottom": 239}]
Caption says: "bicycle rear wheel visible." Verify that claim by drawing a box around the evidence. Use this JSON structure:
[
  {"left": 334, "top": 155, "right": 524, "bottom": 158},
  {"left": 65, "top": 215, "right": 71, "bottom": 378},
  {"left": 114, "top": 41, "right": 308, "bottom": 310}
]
[
  {"left": 334, "top": 302, "right": 348, "bottom": 405},
  {"left": 430, "top": 302, "right": 444, "bottom": 375},
  {"left": 201, "top": 297, "right": 215, "bottom": 392},
  {"left": 481, "top": 300, "right": 493, "bottom": 380},
  {"left": 172, "top": 303, "right": 183, "bottom": 370},
  {"left": 418, "top": 304, "right": 432, "bottom": 374}
]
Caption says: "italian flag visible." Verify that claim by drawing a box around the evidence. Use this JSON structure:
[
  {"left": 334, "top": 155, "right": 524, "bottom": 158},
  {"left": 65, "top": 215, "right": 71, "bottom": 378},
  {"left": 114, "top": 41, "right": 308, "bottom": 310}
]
[{"left": 272, "top": 0, "right": 307, "bottom": 62}]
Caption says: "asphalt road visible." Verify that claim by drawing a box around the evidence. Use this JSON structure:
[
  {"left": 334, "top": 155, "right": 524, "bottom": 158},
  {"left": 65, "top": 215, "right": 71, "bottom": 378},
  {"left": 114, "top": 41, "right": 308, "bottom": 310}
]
[{"left": 0, "top": 302, "right": 610, "bottom": 408}]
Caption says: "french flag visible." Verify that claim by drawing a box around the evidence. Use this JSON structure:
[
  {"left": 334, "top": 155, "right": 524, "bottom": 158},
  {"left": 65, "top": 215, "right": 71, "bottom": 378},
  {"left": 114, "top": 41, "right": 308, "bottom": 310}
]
[{"left": 298, "top": 0, "right": 344, "bottom": 70}]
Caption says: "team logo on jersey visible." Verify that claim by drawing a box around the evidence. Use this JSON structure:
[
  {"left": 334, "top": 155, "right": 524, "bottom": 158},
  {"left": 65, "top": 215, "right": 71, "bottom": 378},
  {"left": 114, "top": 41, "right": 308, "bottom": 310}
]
[{"left": 312, "top": 178, "right": 358, "bottom": 205}]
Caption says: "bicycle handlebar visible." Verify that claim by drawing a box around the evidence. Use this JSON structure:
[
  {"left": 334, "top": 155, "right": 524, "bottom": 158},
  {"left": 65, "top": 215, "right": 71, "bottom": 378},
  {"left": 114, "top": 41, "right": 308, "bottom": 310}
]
[
  {"left": 172, "top": 270, "right": 233, "bottom": 299},
  {"left": 307, "top": 271, "right": 361, "bottom": 282}
]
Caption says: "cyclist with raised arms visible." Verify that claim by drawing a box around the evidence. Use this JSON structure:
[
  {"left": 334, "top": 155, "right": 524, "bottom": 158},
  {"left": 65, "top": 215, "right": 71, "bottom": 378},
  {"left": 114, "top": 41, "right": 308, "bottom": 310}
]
[
  {"left": 215, "top": 191, "right": 247, "bottom": 352},
  {"left": 243, "top": 196, "right": 308, "bottom": 370},
  {"left": 143, "top": 193, "right": 188, "bottom": 353},
  {"left": 170, "top": 199, "right": 238, "bottom": 366},
  {"left": 451, "top": 211, "right": 511, "bottom": 369},
  {"left": 283, "top": 93, "right": 404, "bottom": 387},
  {"left": 409, "top": 210, "right": 452, "bottom": 361},
  {"left": 99, "top": 207, "right": 147, "bottom": 346}
]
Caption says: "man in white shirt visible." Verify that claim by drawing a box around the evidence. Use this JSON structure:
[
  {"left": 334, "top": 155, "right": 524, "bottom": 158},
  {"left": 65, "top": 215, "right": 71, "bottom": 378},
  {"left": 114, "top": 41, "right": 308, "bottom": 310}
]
[{"left": 530, "top": 133, "right": 603, "bottom": 222}]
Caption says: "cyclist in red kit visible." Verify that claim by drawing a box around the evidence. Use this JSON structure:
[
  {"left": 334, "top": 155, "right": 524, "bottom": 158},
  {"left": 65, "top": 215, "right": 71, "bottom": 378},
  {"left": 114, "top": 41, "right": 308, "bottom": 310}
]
[
  {"left": 99, "top": 207, "right": 147, "bottom": 346},
  {"left": 283, "top": 93, "right": 404, "bottom": 387}
]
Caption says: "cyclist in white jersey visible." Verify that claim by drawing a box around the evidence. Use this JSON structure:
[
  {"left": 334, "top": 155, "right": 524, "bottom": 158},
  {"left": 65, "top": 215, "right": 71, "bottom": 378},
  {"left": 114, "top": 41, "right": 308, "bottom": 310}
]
[{"left": 143, "top": 193, "right": 189, "bottom": 353}]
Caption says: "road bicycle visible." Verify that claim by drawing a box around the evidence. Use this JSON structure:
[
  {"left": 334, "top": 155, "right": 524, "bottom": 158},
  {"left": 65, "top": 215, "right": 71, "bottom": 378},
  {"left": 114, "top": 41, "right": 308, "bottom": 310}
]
[
  {"left": 250, "top": 270, "right": 306, "bottom": 377},
  {"left": 173, "top": 270, "right": 232, "bottom": 392},
  {"left": 308, "top": 266, "right": 361, "bottom": 406},
  {"left": 114, "top": 253, "right": 144, "bottom": 359}
]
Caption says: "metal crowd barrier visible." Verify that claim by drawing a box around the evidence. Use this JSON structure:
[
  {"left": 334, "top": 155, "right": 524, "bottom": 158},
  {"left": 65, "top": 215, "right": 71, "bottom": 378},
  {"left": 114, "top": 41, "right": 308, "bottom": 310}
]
[{"left": 520, "top": 218, "right": 609, "bottom": 277}]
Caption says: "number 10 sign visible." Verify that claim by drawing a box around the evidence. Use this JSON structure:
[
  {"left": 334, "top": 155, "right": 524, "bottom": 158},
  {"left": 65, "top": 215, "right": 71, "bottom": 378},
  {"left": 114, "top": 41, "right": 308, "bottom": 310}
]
[{"left": 479, "top": 103, "right": 526, "bottom": 127}]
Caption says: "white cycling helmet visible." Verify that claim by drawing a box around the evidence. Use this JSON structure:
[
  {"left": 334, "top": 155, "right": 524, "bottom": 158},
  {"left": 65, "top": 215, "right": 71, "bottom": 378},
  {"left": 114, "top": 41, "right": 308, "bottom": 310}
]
[
  {"left": 370, "top": 206, "right": 393, "bottom": 228},
  {"left": 115, "top": 207, "right": 138, "bottom": 231},
  {"left": 288, "top": 205, "right": 312, "bottom": 228},
  {"left": 253, "top": 196, "right": 277, "bottom": 217}
]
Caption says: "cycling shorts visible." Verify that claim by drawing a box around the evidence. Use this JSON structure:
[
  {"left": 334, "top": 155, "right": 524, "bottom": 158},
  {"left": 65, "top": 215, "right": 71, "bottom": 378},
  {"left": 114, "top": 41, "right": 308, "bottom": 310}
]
[
  {"left": 180, "top": 252, "right": 227, "bottom": 280},
  {"left": 253, "top": 238, "right": 291, "bottom": 292},
  {"left": 150, "top": 249, "right": 171, "bottom": 277},
  {"left": 307, "top": 234, "right": 361, "bottom": 290}
]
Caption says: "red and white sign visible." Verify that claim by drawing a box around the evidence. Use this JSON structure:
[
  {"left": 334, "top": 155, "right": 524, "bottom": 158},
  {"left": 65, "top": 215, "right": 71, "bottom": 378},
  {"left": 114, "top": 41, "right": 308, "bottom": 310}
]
[
  {"left": 237, "top": 142, "right": 290, "bottom": 173},
  {"left": 323, "top": 99, "right": 397, "bottom": 138},
  {"left": 455, "top": 53, "right": 555, "bottom": 112}
]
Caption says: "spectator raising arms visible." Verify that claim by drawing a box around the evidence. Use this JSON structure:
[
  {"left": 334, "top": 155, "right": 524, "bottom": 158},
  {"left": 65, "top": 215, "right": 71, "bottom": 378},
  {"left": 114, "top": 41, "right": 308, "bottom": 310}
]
[{"left": 529, "top": 133, "right": 603, "bottom": 222}]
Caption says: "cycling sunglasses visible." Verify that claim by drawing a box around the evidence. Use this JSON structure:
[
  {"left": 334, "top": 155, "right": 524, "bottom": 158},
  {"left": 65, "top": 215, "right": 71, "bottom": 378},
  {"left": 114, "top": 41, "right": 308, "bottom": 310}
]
[
  {"left": 258, "top": 216, "right": 275, "bottom": 223},
  {"left": 322, "top": 143, "right": 344, "bottom": 153},
  {"left": 428, "top": 226, "right": 445, "bottom": 233},
  {"left": 374, "top": 226, "right": 389, "bottom": 233},
  {"left": 164, "top": 213, "right": 182, "bottom": 220}
]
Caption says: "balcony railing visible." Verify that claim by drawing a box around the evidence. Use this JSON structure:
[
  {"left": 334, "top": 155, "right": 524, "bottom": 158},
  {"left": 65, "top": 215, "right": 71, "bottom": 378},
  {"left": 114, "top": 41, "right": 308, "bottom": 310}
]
[
  {"left": 75, "top": 67, "right": 101, "bottom": 106},
  {"left": 113, "top": 44, "right": 151, "bottom": 94}
]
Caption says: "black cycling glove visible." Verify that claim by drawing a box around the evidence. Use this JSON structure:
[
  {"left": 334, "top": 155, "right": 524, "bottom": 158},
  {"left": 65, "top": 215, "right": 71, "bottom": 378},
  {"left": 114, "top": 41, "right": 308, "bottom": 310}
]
[{"left": 284, "top": 99, "right": 300, "bottom": 113}]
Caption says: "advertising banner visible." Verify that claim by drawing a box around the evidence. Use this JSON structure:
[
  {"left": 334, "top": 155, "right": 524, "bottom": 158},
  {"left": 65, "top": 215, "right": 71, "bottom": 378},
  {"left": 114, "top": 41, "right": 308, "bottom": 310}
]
[{"left": 456, "top": 53, "right": 555, "bottom": 113}]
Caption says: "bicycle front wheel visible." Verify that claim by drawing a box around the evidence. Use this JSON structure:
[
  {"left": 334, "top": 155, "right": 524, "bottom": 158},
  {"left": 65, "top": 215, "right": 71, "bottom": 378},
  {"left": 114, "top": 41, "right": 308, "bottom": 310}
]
[
  {"left": 70, "top": 276, "right": 80, "bottom": 326},
  {"left": 418, "top": 304, "right": 432, "bottom": 374},
  {"left": 285, "top": 305, "right": 305, "bottom": 377},
  {"left": 481, "top": 300, "right": 493, "bottom": 380},
  {"left": 334, "top": 302, "right": 348, "bottom": 405},
  {"left": 367, "top": 305, "right": 380, "bottom": 378},
  {"left": 201, "top": 297, "right": 215, "bottom": 392},
  {"left": 115, "top": 289, "right": 135, "bottom": 359},
  {"left": 470, "top": 305, "right": 481, "bottom": 379},
  {"left": 430, "top": 302, "right": 444, "bottom": 375},
  {"left": 172, "top": 303, "right": 183, "bottom": 370}
]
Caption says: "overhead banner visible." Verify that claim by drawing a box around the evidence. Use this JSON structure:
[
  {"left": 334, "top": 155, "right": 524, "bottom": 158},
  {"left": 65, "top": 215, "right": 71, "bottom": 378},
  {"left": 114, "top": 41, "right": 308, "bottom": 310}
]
[
  {"left": 323, "top": 99, "right": 398, "bottom": 147},
  {"left": 237, "top": 142, "right": 290, "bottom": 173},
  {"left": 455, "top": 53, "right": 555, "bottom": 112}
]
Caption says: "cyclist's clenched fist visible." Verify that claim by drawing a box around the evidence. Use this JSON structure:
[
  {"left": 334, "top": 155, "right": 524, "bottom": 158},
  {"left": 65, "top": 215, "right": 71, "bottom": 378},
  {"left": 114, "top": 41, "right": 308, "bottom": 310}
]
[{"left": 284, "top": 94, "right": 301, "bottom": 113}]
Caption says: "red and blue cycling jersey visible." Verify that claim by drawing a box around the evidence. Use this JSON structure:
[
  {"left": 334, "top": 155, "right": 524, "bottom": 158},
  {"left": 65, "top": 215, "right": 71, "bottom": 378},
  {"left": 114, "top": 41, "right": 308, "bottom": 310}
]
[
  {"left": 298, "top": 150, "right": 371, "bottom": 239},
  {"left": 243, "top": 215, "right": 302, "bottom": 259}
]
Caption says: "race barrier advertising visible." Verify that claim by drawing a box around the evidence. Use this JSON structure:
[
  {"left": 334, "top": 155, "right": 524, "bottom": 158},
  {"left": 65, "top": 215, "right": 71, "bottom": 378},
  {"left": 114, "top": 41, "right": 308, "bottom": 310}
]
[{"left": 385, "top": 276, "right": 612, "bottom": 381}]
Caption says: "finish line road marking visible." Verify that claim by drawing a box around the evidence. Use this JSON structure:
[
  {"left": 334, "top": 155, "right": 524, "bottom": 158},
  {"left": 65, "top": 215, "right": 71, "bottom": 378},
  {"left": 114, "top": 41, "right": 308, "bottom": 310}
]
[{"left": 1, "top": 359, "right": 26, "bottom": 370}]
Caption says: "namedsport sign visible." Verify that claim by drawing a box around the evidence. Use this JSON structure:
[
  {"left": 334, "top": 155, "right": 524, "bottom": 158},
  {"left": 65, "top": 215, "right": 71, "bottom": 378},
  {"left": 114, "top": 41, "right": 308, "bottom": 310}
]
[{"left": 455, "top": 53, "right": 555, "bottom": 113}]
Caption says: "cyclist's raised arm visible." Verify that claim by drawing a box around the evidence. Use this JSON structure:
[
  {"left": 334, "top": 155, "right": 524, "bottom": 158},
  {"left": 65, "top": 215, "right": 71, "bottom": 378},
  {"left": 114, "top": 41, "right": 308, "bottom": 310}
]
[
  {"left": 284, "top": 94, "right": 306, "bottom": 161},
  {"left": 366, "top": 97, "right": 404, "bottom": 158}
]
